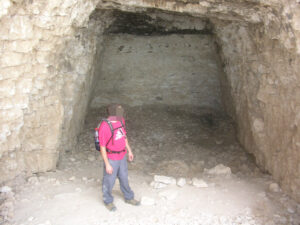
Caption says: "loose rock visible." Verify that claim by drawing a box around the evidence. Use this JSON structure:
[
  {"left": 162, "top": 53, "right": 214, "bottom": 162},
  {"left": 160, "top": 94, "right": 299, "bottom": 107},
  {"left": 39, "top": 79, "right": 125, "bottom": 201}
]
[
  {"left": 154, "top": 175, "right": 176, "bottom": 185},
  {"left": 192, "top": 178, "right": 208, "bottom": 188},
  {"left": 204, "top": 164, "right": 231, "bottom": 177},
  {"left": 269, "top": 183, "right": 280, "bottom": 192},
  {"left": 150, "top": 181, "right": 167, "bottom": 189},
  {"left": 0, "top": 186, "right": 12, "bottom": 193},
  {"left": 28, "top": 177, "right": 39, "bottom": 185},
  {"left": 177, "top": 178, "right": 186, "bottom": 187}
]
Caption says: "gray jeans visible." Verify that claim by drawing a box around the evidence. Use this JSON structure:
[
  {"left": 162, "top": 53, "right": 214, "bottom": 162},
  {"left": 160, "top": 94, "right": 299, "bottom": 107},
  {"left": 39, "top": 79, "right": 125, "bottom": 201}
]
[{"left": 102, "top": 156, "right": 134, "bottom": 204}]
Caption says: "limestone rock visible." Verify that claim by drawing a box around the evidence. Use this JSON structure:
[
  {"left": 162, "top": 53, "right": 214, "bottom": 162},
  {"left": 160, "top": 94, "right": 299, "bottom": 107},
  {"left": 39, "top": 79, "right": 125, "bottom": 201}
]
[
  {"left": 269, "top": 183, "right": 280, "bottom": 193},
  {"left": 176, "top": 178, "right": 186, "bottom": 187},
  {"left": 0, "top": 186, "right": 12, "bottom": 193},
  {"left": 204, "top": 164, "right": 231, "bottom": 177},
  {"left": 192, "top": 178, "right": 208, "bottom": 188},
  {"left": 150, "top": 181, "right": 167, "bottom": 189},
  {"left": 69, "top": 157, "right": 76, "bottom": 162},
  {"left": 141, "top": 196, "right": 155, "bottom": 206},
  {"left": 154, "top": 175, "right": 176, "bottom": 185},
  {"left": 27, "top": 217, "right": 34, "bottom": 221},
  {"left": 28, "top": 177, "right": 39, "bottom": 185}
]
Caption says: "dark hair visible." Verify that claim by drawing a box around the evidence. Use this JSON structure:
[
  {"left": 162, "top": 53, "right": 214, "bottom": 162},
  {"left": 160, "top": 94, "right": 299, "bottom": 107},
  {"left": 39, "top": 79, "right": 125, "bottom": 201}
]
[{"left": 107, "top": 104, "right": 124, "bottom": 117}]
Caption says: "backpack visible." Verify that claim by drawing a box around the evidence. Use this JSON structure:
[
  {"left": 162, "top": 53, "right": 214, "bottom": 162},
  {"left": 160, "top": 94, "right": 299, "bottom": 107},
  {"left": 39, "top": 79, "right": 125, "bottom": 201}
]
[{"left": 94, "top": 119, "right": 125, "bottom": 151}]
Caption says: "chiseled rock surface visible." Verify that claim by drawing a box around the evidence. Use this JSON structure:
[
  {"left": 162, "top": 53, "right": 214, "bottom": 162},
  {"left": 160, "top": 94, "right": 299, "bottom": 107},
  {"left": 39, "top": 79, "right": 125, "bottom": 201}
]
[{"left": 0, "top": 0, "right": 299, "bottom": 203}]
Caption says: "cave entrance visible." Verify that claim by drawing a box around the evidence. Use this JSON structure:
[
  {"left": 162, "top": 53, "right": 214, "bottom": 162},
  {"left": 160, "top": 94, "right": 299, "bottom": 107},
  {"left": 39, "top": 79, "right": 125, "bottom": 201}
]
[
  {"left": 74, "top": 9, "right": 256, "bottom": 178},
  {"left": 11, "top": 4, "right": 300, "bottom": 224}
]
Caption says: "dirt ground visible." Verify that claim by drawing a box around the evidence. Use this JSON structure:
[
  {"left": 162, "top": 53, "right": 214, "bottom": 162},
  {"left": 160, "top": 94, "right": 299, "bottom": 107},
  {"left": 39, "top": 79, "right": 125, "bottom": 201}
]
[{"left": 2, "top": 105, "right": 300, "bottom": 225}]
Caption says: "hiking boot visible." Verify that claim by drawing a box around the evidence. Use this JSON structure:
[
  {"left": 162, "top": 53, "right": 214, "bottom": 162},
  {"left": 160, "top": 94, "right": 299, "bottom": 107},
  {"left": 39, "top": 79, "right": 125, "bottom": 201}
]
[
  {"left": 104, "top": 202, "right": 117, "bottom": 211},
  {"left": 125, "top": 199, "right": 140, "bottom": 206}
]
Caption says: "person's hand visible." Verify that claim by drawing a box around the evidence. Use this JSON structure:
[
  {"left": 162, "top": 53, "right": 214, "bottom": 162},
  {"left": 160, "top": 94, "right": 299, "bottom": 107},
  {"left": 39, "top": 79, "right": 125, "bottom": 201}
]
[
  {"left": 106, "top": 163, "right": 113, "bottom": 174},
  {"left": 128, "top": 151, "right": 134, "bottom": 162}
]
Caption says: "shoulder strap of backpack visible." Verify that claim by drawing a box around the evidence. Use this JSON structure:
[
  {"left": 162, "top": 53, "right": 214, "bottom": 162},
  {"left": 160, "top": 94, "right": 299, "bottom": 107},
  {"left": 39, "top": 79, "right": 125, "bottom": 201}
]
[
  {"left": 101, "top": 119, "right": 115, "bottom": 146},
  {"left": 120, "top": 119, "right": 125, "bottom": 129}
]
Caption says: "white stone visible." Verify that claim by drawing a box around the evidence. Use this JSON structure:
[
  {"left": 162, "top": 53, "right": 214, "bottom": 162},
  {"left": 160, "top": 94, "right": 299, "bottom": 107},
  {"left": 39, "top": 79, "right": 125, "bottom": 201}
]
[
  {"left": 0, "top": 0, "right": 11, "bottom": 18},
  {"left": 204, "top": 164, "right": 232, "bottom": 176},
  {"left": 287, "top": 207, "right": 295, "bottom": 214},
  {"left": 253, "top": 118, "right": 264, "bottom": 132},
  {"left": 70, "top": 157, "right": 76, "bottom": 162},
  {"left": 192, "top": 178, "right": 208, "bottom": 188},
  {"left": 0, "top": 186, "right": 12, "bottom": 193},
  {"left": 269, "top": 183, "right": 280, "bottom": 192},
  {"left": 154, "top": 175, "right": 176, "bottom": 185},
  {"left": 150, "top": 181, "right": 167, "bottom": 189},
  {"left": 69, "top": 176, "right": 75, "bottom": 181},
  {"left": 141, "top": 196, "right": 155, "bottom": 206},
  {"left": 159, "top": 189, "right": 178, "bottom": 200},
  {"left": 176, "top": 178, "right": 186, "bottom": 187},
  {"left": 28, "top": 217, "right": 34, "bottom": 221},
  {"left": 186, "top": 178, "right": 193, "bottom": 185}
]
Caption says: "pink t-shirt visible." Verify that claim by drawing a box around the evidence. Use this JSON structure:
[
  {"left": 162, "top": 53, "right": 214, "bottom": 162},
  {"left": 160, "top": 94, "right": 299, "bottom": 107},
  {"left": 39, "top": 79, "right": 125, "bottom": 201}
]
[{"left": 98, "top": 117, "right": 127, "bottom": 160}]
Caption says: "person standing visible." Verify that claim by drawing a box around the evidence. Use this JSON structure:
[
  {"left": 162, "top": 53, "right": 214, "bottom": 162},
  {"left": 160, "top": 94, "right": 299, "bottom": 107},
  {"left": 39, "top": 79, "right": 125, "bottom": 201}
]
[{"left": 98, "top": 104, "right": 140, "bottom": 211}]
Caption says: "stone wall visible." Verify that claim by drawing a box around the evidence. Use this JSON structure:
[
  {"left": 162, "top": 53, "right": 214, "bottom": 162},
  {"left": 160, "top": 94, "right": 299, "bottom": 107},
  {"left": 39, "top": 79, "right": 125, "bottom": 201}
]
[
  {"left": 0, "top": 0, "right": 300, "bottom": 202},
  {"left": 91, "top": 34, "right": 223, "bottom": 109},
  {"left": 0, "top": 0, "right": 103, "bottom": 181},
  {"left": 213, "top": 14, "right": 300, "bottom": 201}
]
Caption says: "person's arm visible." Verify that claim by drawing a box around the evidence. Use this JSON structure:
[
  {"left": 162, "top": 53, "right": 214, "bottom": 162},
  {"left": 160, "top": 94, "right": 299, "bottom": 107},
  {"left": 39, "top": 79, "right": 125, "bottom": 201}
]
[
  {"left": 125, "top": 138, "right": 134, "bottom": 161},
  {"left": 100, "top": 146, "right": 113, "bottom": 174}
]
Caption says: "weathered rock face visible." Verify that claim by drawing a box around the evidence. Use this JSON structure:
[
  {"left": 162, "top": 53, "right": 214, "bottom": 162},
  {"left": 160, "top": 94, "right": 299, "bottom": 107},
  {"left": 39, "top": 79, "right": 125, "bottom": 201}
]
[
  {"left": 213, "top": 13, "right": 300, "bottom": 201},
  {"left": 0, "top": 0, "right": 300, "bottom": 202},
  {"left": 91, "top": 34, "right": 223, "bottom": 109},
  {"left": 0, "top": 0, "right": 106, "bottom": 180}
]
